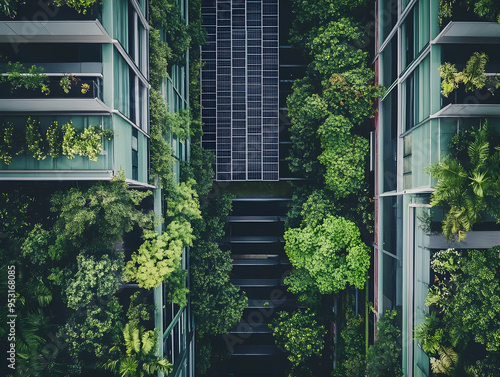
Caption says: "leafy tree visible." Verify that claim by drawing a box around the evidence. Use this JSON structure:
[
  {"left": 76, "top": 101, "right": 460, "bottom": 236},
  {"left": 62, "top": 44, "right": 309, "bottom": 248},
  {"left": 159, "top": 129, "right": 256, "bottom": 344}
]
[
  {"left": 287, "top": 86, "right": 328, "bottom": 178},
  {"left": 190, "top": 194, "right": 247, "bottom": 338},
  {"left": 332, "top": 314, "right": 366, "bottom": 377},
  {"left": 166, "top": 179, "right": 202, "bottom": 221},
  {"left": 20, "top": 224, "right": 56, "bottom": 264},
  {"left": 307, "top": 19, "right": 369, "bottom": 78},
  {"left": 181, "top": 144, "right": 215, "bottom": 197},
  {"left": 190, "top": 240, "right": 247, "bottom": 336},
  {"left": 126, "top": 291, "right": 153, "bottom": 325},
  {"left": 317, "top": 115, "right": 369, "bottom": 199},
  {"left": 284, "top": 215, "right": 370, "bottom": 294},
  {"left": 269, "top": 309, "right": 326, "bottom": 368},
  {"left": 64, "top": 252, "right": 124, "bottom": 310},
  {"left": 427, "top": 123, "right": 500, "bottom": 241},
  {"left": 283, "top": 267, "right": 321, "bottom": 307},
  {"left": 366, "top": 310, "right": 403, "bottom": 377},
  {"left": 103, "top": 322, "right": 172, "bottom": 377},
  {"left": 50, "top": 172, "right": 153, "bottom": 253},
  {"left": 289, "top": 0, "right": 368, "bottom": 51},
  {"left": 163, "top": 267, "right": 189, "bottom": 307},
  {"left": 60, "top": 297, "right": 123, "bottom": 374},
  {"left": 124, "top": 223, "right": 193, "bottom": 290}
]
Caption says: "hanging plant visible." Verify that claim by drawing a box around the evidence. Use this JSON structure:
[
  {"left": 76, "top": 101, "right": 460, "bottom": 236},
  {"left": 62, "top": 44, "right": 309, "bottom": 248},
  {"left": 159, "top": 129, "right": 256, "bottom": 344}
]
[
  {"left": 81, "top": 83, "right": 90, "bottom": 94},
  {"left": 0, "top": 122, "right": 15, "bottom": 165},
  {"left": 76, "top": 125, "right": 104, "bottom": 162},
  {"left": 59, "top": 76, "right": 72, "bottom": 94},
  {"left": 46, "top": 121, "right": 62, "bottom": 159},
  {"left": 62, "top": 121, "right": 78, "bottom": 159},
  {"left": 25, "top": 117, "right": 46, "bottom": 160},
  {"left": 439, "top": 52, "right": 500, "bottom": 97}
]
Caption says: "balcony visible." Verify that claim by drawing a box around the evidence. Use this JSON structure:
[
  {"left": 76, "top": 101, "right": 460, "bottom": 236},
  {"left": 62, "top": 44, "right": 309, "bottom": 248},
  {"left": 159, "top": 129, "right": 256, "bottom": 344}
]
[
  {"left": 0, "top": 76, "right": 102, "bottom": 100},
  {"left": 0, "top": 20, "right": 111, "bottom": 43},
  {"left": 435, "top": 22, "right": 500, "bottom": 44}
]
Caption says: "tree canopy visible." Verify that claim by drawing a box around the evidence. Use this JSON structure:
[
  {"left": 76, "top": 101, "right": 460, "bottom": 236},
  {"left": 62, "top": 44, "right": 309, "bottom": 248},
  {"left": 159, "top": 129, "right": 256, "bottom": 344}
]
[{"left": 284, "top": 215, "right": 370, "bottom": 294}]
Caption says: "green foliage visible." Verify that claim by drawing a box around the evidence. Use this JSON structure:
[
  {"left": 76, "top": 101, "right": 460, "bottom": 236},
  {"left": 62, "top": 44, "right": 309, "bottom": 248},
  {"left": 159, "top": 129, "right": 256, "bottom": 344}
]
[
  {"left": 64, "top": 252, "right": 124, "bottom": 310},
  {"left": 0, "top": 191, "right": 34, "bottom": 237},
  {"left": 289, "top": 0, "right": 368, "bottom": 51},
  {"left": 149, "top": 27, "right": 172, "bottom": 89},
  {"left": 59, "top": 75, "right": 71, "bottom": 93},
  {"left": 0, "top": 0, "right": 20, "bottom": 17},
  {"left": 166, "top": 108, "right": 192, "bottom": 140},
  {"left": 335, "top": 314, "right": 366, "bottom": 377},
  {"left": 190, "top": 240, "right": 247, "bottom": 336},
  {"left": 307, "top": 19, "right": 369, "bottom": 78},
  {"left": 366, "top": 310, "right": 403, "bottom": 377},
  {"left": 167, "top": 179, "right": 202, "bottom": 221},
  {"left": 46, "top": 121, "right": 62, "bottom": 159},
  {"left": 416, "top": 246, "right": 500, "bottom": 375},
  {"left": 439, "top": 0, "right": 500, "bottom": 23},
  {"left": 61, "top": 296, "right": 123, "bottom": 373},
  {"left": 283, "top": 268, "right": 321, "bottom": 307},
  {"left": 439, "top": 52, "right": 500, "bottom": 97},
  {"left": 126, "top": 291, "right": 153, "bottom": 325},
  {"left": 0, "top": 118, "right": 112, "bottom": 164},
  {"left": 26, "top": 117, "right": 46, "bottom": 160},
  {"left": 149, "top": 88, "right": 175, "bottom": 190},
  {"left": 21, "top": 224, "right": 55, "bottom": 265},
  {"left": 163, "top": 267, "right": 189, "bottom": 307},
  {"left": 150, "top": 0, "right": 190, "bottom": 66},
  {"left": 61, "top": 121, "right": 113, "bottom": 161},
  {"left": 181, "top": 144, "right": 215, "bottom": 197},
  {"left": 190, "top": 194, "right": 247, "bottom": 337},
  {"left": 124, "top": 223, "right": 193, "bottom": 290},
  {"left": 0, "top": 121, "right": 15, "bottom": 164},
  {"left": 0, "top": 61, "right": 49, "bottom": 93},
  {"left": 51, "top": 172, "right": 153, "bottom": 253},
  {"left": 269, "top": 309, "right": 326, "bottom": 368},
  {"left": 104, "top": 322, "right": 173, "bottom": 377},
  {"left": 427, "top": 123, "right": 500, "bottom": 240},
  {"left": 287, "top": 87, "right": 328, "bottom": 177},
  {"left": 284, "top": 215, "right": 370, "bottom": 294},
  {"left": 317, "top": 115, "right": 369, "bottom": 198},
  {"left": 52, "top": 0, "right": 99, "bottom": 14}
]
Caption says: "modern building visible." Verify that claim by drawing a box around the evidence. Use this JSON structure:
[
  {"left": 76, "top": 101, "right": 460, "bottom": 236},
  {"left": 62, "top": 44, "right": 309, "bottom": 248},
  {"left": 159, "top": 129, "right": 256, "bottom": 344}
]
[
  {"left": 373, "top": 1, "right": 500, "bottom": 376},
  {"left": 201, "top": 0, "right": 280, "bottom": 181},
  {"left": 0, "top": 1, "right": 194, "bottom": 376}
]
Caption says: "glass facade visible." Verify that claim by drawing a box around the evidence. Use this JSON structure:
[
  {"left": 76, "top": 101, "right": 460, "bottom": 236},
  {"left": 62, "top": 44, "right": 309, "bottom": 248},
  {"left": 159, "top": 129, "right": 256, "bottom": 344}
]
[
  {"left": 0, "top": 0, "right": 150, "bottom": 184},
  {"left": 201, "top": 0, "right": 279, "bottom": 181},
  {"left": 374, "top": 1, "right": 500, "bottom": 376}
]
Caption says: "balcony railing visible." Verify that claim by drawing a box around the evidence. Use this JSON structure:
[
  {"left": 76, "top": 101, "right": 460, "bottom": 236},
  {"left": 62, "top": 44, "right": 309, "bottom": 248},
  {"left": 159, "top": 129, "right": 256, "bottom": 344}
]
[
  {"left": 0, "top": 76, "right": 103, "bottom": 100},
  {"left": 441, "top": 81, "right": 500, "bottom": 108}
]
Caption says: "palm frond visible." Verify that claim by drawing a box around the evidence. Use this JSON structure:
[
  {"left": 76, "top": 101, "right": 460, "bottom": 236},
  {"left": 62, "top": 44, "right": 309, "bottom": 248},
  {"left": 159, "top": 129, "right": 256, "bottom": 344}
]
[{"left": 430, "top": 346, "right": 458, "bottom": 375}]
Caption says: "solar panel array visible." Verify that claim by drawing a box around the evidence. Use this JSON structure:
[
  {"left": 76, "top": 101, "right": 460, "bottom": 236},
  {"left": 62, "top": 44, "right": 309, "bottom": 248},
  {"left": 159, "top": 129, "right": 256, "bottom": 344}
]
[{"left": 201, "top": 0, "right": 279, "bottom": 181}]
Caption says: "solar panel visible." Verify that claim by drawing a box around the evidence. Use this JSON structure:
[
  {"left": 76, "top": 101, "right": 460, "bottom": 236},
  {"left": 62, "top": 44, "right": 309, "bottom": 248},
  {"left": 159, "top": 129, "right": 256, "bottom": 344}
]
[{"left": 201, "top": 0, "right": 279, "bottom": 181}]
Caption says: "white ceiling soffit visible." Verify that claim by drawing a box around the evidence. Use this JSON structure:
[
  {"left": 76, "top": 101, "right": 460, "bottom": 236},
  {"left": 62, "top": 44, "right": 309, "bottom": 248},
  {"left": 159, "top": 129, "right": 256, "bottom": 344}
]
[
  {"left": 0, "top": 20, "right": 112, "bottom": 43},
  {"left": 433, "top": 104, "right": 500, "bottom": 117},
  {"left": 0, "top": 98, "right": 112, "bottom": 114},
  {"left": 434, "top": 21, "right": 500, "bottom": 44}
]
